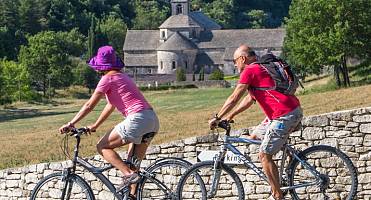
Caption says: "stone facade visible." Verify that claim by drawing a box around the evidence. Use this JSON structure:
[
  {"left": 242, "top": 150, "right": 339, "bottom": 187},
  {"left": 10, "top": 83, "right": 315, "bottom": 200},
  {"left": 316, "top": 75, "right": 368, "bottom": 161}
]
[{"left": 0, "top": 107, "right": 370, "bottom": 199}]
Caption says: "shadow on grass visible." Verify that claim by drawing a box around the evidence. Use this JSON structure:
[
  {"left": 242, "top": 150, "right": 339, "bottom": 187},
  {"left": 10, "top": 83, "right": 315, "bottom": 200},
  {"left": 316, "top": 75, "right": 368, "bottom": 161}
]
[{"left": 0, "top": 108, "right": 76, "bottom": 123}]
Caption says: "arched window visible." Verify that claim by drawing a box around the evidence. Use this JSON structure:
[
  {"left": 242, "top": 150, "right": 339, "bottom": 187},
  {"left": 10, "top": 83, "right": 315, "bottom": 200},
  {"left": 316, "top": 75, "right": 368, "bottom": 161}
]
[
  {"left": 176, "top": 4, "right": 183, "bottom": 14},
  {"left": 185, "top": 61, "right": 188, "bottom": 69},
  {"left": 172, "top": 61, "right": 176, "bottom": 69}
]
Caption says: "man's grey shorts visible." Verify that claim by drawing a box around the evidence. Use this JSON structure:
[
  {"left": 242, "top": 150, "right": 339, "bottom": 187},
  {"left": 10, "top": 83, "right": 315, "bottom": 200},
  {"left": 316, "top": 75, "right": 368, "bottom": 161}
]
[
  {"left": 252, "top": 107, "right": 303, "bottom": 155},
  {"left": 114, "top": 109, "right": 159, "bottom": 144}
]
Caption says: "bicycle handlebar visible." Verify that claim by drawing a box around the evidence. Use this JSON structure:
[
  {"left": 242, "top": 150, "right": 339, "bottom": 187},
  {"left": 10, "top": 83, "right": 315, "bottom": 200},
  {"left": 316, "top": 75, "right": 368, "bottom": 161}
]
[
  {"left": 217, "top": 120, "right": 233, "bottom": 135},
  {"left": 69, "top": 127, "right": 90, "bottom": 137}
]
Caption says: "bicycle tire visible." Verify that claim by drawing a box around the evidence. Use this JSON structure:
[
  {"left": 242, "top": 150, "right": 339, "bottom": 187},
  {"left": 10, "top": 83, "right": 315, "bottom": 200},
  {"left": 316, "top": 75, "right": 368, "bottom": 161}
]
[
  {"left": 136, "top": 157, "right": 195, "bottom": 200},
  {"left": 29, "top": 172, "right": 95, "bottom": 200},
  {"left": 177, "top": 161, "right": 245, "bottom": 200},
  {"left": 287, "top": 145, "right": 358, "bottom": 200}
]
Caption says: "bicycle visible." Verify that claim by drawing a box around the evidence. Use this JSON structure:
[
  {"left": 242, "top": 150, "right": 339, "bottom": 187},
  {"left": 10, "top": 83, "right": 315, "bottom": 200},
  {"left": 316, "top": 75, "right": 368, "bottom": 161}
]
[
  {"left": 177, "top": 120, "right": 358, "bottom": 200},
  {"left": 29, "top": 127, "right": 200, "bottom": 200}
]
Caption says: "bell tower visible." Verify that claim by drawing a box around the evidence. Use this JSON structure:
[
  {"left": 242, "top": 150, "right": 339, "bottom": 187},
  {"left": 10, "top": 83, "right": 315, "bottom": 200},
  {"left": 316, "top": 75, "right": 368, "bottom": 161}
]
[{"left": 171, "top": 0, "right": 190, "bottom": 16}]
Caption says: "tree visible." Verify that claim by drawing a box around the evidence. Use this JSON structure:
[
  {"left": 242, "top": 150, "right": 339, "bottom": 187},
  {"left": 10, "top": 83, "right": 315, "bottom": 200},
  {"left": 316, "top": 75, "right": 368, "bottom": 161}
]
[
  {"left": 0, "top": 59, "right": 34, "bottom": 103},
  {"left": 209, "top": 68, "right": 224, "bottom": 80},
  {"left": 284, "top": 0, "right": 371, "bottom": 87},
  {"left": 176, "top": 68, "right": 186, "bottom": 82},
  {"left": 18, "top": 0, "right": 45, "bottom": 34},
  {"left": 247, "top": 10, "right": 268, "bottom": 29},
  {"left": 87, "top": 15, "right": 95, "bottom": 59},
  {"left": 18, "top": 31, "right": 77, "bottom": 96},
  {"left": 0, "top": 0, "right": 20, "bottom": 31},
  {"left": 46, "top": 0, "right": 77, "bottom": 31},
  {"left": 132, "top": 0, "right": 169, "bottom": 30},
  {"left": 73, "top": 62, "right": 99, "bottom": 94},
  {"left": 202, "top": 0, "right": 235, "bottom": 28},
  {"left": 100, "top": 15, "right": 127, "bottom": 56}
]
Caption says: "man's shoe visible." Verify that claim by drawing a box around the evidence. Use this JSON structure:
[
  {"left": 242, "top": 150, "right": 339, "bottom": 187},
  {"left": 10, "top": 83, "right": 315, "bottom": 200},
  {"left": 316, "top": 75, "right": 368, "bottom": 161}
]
[{"left": 116, "top": 173, "right": 141, "bottom": 192}]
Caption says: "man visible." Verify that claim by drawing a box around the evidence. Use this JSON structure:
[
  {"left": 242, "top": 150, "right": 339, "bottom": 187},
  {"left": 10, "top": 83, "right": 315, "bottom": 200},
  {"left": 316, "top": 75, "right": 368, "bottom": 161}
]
[{"left": 209, "top": 44, "right": 303, "bottom": 200}]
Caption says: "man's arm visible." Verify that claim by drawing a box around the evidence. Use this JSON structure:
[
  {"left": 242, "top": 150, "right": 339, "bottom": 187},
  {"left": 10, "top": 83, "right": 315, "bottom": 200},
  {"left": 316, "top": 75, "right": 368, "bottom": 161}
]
[
  {"left": 217, "top": 83, "right": 249, "bottom": 119},
  {"left": 224, "top": 94, "right": 254, "bottom": 121}
]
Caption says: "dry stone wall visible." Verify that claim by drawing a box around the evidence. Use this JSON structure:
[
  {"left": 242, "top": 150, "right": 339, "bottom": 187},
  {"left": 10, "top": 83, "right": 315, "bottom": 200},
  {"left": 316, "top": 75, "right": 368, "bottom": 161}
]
[{"left": 0, "top": 107, "right": 370, "bottom": 199}]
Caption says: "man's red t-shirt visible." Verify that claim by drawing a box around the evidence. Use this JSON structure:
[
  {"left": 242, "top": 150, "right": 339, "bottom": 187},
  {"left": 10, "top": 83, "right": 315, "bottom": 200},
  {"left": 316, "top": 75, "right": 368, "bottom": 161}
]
[{"left": 239, "top": 63, "right": 300, "bottom": 120}]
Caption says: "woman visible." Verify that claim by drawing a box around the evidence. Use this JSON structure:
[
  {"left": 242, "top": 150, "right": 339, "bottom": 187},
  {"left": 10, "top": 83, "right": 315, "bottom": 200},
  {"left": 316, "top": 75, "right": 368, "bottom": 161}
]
[{"left": 59, "top": 46, "right": 159, "bottom": 191}]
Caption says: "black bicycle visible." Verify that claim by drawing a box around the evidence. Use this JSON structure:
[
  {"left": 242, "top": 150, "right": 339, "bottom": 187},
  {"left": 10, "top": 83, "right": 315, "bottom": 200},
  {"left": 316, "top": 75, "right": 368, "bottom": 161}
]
[
  {"left": 177, "top": 120, "right": 358, "bottom": 200},
  {"left": 29, "top": 127, "right": 200, "bottom": 200}
]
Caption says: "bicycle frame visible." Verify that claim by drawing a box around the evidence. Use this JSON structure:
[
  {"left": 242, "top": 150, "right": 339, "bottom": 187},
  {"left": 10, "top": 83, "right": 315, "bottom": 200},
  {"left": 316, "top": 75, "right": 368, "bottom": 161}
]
[
  {"left": 63, "top": 133, "right": 176, "bottom": 200},
  {"left": 211, "top": 134, "right": 325, "bottom": 194}
]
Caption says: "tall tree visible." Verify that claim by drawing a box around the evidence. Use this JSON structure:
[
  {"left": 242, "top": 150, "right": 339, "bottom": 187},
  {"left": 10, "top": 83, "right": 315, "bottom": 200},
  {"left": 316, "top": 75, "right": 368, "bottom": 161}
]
[
  {"left": 0, "top": 59, "right": 33, "bottom": 102},
  {"left": 100, "top": 15, "right": 127, "bottom": 56},
  {"left": 132, "top": 0, "right": 170, "bottom": 30},
  {"left": 247, "top": 10, "right": 268, "bottom": 29},
  {"left": 284, "top": 0, "right": 371, "bottom": 87},
  {"left": 18, "top": 31, "right": 78, "bottom": 96},
  {"left": 18, "top": 0, "right": 45, "bottom": 34},
  {"left": 202, "top": 0, "right": 235, "bottom": 28},
  {"left": 0, "top": 0, "right": 20, "bottom": 31}
]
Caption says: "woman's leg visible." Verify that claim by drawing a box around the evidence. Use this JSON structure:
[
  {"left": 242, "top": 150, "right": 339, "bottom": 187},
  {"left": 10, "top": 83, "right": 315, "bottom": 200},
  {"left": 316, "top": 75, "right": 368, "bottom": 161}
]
[{"left": 96, "top": 129, "right": 134, "bottom": 176}]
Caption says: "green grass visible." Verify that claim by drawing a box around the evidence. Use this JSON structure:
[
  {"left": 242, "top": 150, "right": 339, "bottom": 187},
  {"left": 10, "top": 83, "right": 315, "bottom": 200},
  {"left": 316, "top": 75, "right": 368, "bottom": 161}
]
[{"left": 1, "top": 84, "right": 371, "bottom": 170}]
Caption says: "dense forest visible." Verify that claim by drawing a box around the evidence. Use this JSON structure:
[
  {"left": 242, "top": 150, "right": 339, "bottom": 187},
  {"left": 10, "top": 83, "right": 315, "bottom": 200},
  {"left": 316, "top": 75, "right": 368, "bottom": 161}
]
[
  {"left": 0, "top": 0, "right": 369, "bottom": 104},
  {"left": 0, "top": 0, "right": 292, "bottom": 104}
]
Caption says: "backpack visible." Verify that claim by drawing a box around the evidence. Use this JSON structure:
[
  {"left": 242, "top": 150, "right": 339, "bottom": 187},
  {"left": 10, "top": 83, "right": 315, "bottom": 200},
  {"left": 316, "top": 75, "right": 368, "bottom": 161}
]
[{"left": 253, "top": 53, "right": 300, "bottom": 95}]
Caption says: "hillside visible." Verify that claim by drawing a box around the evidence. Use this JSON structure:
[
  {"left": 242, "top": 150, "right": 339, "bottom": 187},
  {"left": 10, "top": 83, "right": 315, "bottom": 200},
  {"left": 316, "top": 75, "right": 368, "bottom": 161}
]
[{"left": 0, "top": 84, "right": 371, "bottom": 169}]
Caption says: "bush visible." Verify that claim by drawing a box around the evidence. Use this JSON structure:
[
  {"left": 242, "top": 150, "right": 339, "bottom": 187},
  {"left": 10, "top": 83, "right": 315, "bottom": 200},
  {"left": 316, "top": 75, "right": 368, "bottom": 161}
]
[
  {"left": 209, "top": 69, "right": 224, "bottom": 80},
  {"left": 139, "top": 84, "right": 197, "bottom": 91},
  {"left": 176, "top": 68, "right": 186, "bottom": 81}
]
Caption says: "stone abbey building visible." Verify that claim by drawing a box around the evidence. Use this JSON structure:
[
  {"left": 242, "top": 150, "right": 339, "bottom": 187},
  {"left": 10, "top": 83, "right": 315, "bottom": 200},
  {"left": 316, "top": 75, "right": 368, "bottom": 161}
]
[{"left": 123, "top": 0, "right": 285, "bottom": 75}]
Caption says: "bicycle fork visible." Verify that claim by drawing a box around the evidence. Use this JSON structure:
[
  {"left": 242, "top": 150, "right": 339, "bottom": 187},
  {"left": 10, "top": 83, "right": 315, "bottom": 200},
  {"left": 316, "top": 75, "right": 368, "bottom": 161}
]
[{"left": 208, "top": 148, "right": 227, "bottom": 198}]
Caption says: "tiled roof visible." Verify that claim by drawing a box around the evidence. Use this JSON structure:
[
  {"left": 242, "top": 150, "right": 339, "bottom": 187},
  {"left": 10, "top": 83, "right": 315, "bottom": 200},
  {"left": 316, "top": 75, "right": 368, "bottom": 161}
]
[
  {"left": 123, "top": 30, "right": 159, "bottom": 51},
  {"left": 159, "top": 14, "right": 201, "bottom": 29},
  {"left": 124, "top": 54, "right": 157, "bottom": 67},
  {"left": 198, "top": 29, "right": 286, "bottom": 49},
  {"left": 157, "top": 32, "right": 198, "bottom": 51},
  {"left": 189, "top": 11, "right": 221, "bottom": 30}
]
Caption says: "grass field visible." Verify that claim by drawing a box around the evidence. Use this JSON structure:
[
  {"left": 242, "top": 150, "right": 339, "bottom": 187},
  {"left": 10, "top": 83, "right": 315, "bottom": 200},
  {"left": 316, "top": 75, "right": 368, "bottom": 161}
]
[{"left": 1, "top": 84, "right": 371, "bottom": 170}]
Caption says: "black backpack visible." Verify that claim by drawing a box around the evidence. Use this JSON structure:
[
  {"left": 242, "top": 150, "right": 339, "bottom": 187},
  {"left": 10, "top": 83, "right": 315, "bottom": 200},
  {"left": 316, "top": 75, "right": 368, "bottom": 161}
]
[{"left": 253, "top": 53, "right": 300, "bottom": 95}]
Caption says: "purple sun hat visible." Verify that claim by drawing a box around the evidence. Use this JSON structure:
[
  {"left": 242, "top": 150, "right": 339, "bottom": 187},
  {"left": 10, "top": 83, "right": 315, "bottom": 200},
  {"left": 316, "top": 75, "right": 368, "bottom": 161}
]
[{"left": 88, "top": 46, "right": 124, "bottom": 71}]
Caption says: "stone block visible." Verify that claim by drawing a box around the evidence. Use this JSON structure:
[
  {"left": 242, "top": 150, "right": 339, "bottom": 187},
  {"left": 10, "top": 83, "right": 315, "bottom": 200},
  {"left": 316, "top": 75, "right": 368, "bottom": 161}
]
[
  {"left": 302, "top": 115, "right": 329, "bottom": 126},
  {"left": 359, "top": 173, "right": 371, "bottom": 184},
  {"left": 302, "top": 127, "right": 325, "bottom": 140},
  {"left": 6, "top": 180, "right": 18, "bottom": 187},
  {"left": 360, "top": 124, "right": 371, "bottom": 133},
  {"left": 184, "top": 136, "right": 197, "bottom": 145},
  {"left": 146, "top": 145, "right": 161, "bottom": 154},
  {"left": 197, "top": 134, "right": 219, "bottom": 143},
  {"left": 24, "top": 173, "right": 38, "bottom": 184},
  {"left": 326, "top": 130, "right": 352, "bottom": 138},
  {"left": 327, "top": 110, "right": 353, "bottom": 121},
  {"left": 353, "top": 115, "right": 371, "bottom": 123},
  {"left": 339, "top": 137, "right": 363, "bottom": 146},
  {"left": 346, "top": 122, "right": 359, "bottom": 128},
  {"left": 330, "top": 120, "right": 347, "bottom": 127}
]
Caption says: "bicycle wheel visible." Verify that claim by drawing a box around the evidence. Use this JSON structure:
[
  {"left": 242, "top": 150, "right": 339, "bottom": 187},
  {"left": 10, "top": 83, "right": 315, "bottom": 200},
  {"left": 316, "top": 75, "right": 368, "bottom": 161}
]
[
  {"left": 137, "top": 158, "right": 196, "bottom": 200},
  {"left": 287, "top": 145, "right": 358, "bottom": 200},
  {"left": 177, "top": 161, "right": 245, "bottom": 200},
  {"left": 29, "top": 172, "right": 95, "bottom": 200}
]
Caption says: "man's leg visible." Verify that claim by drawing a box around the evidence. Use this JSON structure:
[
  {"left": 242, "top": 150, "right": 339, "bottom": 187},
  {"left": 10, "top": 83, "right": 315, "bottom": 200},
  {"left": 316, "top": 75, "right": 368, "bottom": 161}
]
[
  {"left": 96, "top": 129, "right": 134, "bottom": 176},
  {"left": 260, "top": 152, "right": 283, "bottom": 199}
]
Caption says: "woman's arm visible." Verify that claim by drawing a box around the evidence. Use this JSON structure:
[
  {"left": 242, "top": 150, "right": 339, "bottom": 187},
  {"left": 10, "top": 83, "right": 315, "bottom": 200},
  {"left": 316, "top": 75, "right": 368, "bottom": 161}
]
[
  {"left": 89, "top": 103, "right": 116, "bottom": 131},
  {"left": 59, "top": 91, "right": 104, "bottom": 133}
]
